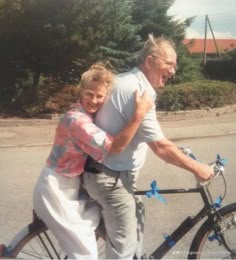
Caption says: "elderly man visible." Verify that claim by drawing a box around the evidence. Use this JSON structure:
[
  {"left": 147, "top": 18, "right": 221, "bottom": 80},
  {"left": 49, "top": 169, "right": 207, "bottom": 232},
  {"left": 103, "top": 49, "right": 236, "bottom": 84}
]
[{"left": 83, "top": 35, "right": 214, "bottom": 259}]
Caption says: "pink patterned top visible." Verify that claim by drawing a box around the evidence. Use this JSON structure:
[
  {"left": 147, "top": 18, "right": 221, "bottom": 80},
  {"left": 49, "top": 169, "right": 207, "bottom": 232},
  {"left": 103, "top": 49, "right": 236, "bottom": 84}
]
[{"left": 46, "top": 102, "right": 113, "bottom": 177}]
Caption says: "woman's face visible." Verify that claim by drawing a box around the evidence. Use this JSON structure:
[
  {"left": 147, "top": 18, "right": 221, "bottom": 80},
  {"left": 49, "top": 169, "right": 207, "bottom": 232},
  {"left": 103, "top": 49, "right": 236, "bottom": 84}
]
[{"left": 81, "top": 81, "right": 108, "bottom": 114}]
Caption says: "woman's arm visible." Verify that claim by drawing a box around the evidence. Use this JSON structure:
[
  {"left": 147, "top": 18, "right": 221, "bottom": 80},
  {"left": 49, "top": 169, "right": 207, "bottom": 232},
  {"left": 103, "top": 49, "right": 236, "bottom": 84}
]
[
  {"left": 109, "top": 90, "right": 153, "bottom": 153},
  {"left": 68, "top": 90, "right": 153, "bottom": 161}
]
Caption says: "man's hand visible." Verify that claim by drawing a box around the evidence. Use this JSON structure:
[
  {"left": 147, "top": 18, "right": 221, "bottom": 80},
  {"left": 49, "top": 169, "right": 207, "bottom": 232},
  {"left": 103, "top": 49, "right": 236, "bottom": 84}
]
[{"left": 193, "top": 163, "right": 214, "bottom": 182}]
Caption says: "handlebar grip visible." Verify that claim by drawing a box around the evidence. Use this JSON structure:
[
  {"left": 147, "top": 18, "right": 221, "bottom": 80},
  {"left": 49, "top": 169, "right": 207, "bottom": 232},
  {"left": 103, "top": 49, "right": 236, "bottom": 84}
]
[
  {"left": 179, "top": 146, "right": 226, "bottom": 186},
  {"left": 198, "top": 162, "right": 224, "bottom": 186}
]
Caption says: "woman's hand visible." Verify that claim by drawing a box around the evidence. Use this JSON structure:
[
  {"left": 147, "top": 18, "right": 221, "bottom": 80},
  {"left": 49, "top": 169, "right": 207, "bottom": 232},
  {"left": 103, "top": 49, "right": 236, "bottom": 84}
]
[
  {"left": 134, "top": 90, "right": 154, "bottom": 117},
  {"left": 109, "top": 90, "right": 153, "bottom": 153}
]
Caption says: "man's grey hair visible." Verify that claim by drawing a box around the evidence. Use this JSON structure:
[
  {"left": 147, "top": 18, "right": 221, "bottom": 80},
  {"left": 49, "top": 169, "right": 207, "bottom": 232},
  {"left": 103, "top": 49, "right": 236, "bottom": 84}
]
[{"left": 136, "top": 34, "right": 175, "bottom": 65}]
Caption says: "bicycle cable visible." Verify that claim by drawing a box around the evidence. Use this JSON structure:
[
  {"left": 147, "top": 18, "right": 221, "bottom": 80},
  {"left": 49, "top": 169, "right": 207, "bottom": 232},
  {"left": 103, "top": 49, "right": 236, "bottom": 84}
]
[{"left": 206, "top": 172, "right": 227, "bottom": 207}]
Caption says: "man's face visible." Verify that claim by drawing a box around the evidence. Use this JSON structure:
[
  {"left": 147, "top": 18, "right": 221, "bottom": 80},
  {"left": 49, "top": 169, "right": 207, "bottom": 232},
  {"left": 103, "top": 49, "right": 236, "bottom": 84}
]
[{"left": 150, "top": 45, "right": 177, "bottom": 88}]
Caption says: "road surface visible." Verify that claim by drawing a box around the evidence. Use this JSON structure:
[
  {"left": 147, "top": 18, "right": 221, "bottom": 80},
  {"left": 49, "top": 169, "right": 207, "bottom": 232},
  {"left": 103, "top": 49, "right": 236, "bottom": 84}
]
[{"left": 0, "top": 113, "right": 236, "bottom": 258}]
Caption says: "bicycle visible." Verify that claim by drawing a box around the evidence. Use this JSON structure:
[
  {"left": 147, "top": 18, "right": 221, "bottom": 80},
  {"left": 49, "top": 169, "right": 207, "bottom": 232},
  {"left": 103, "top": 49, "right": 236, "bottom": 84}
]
[{"left": 0, "top": 147, "right": 236, "bottom": 259}]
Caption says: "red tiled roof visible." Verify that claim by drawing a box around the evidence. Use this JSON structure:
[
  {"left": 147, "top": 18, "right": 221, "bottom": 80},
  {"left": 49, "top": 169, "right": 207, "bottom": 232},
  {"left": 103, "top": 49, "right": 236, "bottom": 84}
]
[{"left": 183, "top": 39, "right": 236, "bottom": 54}]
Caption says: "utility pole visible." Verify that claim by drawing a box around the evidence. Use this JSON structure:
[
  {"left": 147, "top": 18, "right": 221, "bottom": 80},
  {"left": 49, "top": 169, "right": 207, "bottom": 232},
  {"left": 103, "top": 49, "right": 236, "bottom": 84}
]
[
  {"left": 203, "top": 15, "right": 208, "bottom": 65},
  {"left": 203, "top": 14, "right": 221, "bottom": 65}
]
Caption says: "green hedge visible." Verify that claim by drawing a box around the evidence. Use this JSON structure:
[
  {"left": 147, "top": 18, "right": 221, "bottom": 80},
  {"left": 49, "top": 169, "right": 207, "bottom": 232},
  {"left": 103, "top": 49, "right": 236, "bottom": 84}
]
[
  {"left": 203, "top": 59, "right": 236, "bottom": 82},
  {"left": 2, "top": 79, "right": 236, "bottom": 116},
  {"left": 156, "top": 80, "right": 236, "bottom": 111}
]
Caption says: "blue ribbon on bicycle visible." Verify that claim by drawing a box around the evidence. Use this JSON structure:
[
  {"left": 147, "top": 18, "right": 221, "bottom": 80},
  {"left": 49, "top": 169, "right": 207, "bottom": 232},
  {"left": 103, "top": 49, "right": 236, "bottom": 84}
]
[
  {"left": 213, "top": 196, "right": 223, "bottom": 208},
  {"left": 216, "top": 154, "right": 228, "bottom": 166},
  {"left": 208, "top": 233, "right": 221, "bottom": 242},
  {"left": 164, "top": 234, "right": 176, "bottom": 248},
  {"left": 146, "top": 180, "right": 167, "bottom": 204}
]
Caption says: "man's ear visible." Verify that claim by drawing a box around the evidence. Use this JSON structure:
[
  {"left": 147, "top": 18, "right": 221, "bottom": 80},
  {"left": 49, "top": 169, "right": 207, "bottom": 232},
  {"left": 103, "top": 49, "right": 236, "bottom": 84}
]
[{"left": 144, "top": 55, "right": 154, "bottom": 70}]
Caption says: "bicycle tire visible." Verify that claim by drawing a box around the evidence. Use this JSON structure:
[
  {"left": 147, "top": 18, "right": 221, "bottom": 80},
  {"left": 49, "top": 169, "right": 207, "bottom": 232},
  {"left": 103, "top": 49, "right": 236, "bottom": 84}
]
[
  {"left": 7, "top": 218, "right": 106, "bottom": 259},
  {"left": 7, "top": 218, "right": 67, "bottom": 259},
  {"left": 188, "top": 202, "right": 236, "bottom": 259}
]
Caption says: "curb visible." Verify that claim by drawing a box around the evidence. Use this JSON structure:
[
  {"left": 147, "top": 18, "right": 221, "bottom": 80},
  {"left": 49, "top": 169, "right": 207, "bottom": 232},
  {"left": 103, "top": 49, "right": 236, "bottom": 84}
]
[
  {"left": 157, "top": 104, "right": 236, "bottom": 121},
  {"left": 0, "top": 118, "right": 59, "bottom": 127},
  {"left": 0, "top": 143, "right": 52, "bottom": 149}
]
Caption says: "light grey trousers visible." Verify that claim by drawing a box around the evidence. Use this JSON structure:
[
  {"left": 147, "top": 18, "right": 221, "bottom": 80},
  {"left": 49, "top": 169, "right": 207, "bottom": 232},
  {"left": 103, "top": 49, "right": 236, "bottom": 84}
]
[{"left": 83, "top": 166, "right": 145, "bottom": 259}]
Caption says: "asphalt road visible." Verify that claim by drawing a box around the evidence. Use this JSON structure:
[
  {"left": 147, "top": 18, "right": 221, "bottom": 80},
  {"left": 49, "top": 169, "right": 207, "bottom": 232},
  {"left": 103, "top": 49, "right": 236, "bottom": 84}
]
[{"left": 0, "top": 113, "right": 236, "bottom": 258}]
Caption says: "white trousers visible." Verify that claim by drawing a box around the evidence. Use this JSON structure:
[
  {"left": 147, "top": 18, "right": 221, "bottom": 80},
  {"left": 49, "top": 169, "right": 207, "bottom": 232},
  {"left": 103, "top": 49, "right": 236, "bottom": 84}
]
[{"left": 33, "top": 167, "right": 100, "bottom": 259}]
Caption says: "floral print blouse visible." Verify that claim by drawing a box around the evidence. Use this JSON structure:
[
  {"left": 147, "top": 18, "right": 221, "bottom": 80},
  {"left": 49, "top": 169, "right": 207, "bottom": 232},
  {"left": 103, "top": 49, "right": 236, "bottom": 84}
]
[{"left": 46, "top": 102, "right": 113, "bottom": 177}]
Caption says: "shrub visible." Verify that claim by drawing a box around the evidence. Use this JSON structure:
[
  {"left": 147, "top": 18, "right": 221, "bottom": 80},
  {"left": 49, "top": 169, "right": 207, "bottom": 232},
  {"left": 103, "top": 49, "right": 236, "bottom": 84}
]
[
  {"left": 0, "top": 77, "right": 80, "bottom": 116},
  {"left": 45, "top": 84, "right": 80, "bottom": 113},
  {"left": 2, "top": 79, "right": 236, "bottom": 116},
  {"left": 203, "top": 58, "right": 236, "bottom": 82},
  {"left": 156, "top": 80, "right": 236, "bottom": 111}
]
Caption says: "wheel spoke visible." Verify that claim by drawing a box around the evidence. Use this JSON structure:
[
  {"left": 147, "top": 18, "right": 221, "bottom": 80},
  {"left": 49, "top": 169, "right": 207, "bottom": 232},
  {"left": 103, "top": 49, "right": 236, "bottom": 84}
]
[{"left": 11, "top": 227, "right": 66, "bottom": 259}]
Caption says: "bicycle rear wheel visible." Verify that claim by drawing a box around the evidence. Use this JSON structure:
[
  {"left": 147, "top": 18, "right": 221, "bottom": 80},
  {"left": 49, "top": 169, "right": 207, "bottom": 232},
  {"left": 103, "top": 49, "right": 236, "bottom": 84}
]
[
  {"left": 8, "top": 219, "right": 66, "bottom": 259},
  {"left": 188, "top": 203, "right": 236, "bottom": 259},
  {"left": 7, "top": 217, "right": 106, "bottom": 259}
]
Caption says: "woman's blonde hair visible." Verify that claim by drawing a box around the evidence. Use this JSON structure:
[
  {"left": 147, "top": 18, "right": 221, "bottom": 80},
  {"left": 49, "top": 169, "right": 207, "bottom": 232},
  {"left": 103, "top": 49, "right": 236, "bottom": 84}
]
[{"left": 79, "top": 62, "right": 115, "bottom": 91}]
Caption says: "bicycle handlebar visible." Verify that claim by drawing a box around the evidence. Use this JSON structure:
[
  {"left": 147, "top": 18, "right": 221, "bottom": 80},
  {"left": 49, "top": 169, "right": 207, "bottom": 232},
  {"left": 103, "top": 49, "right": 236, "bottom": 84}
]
[
  {"left": 144, "top": 147, "right": 228, "bottom": 205},
  {"left": 178, "top": 146, "right": 227, "bottom": 186}
]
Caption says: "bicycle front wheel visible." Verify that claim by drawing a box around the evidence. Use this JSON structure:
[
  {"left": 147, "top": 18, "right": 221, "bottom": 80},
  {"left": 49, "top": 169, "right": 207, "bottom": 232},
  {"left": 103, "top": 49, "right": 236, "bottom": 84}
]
[{"left": 189, "top": 202, "right": 236, "bottom": 259}]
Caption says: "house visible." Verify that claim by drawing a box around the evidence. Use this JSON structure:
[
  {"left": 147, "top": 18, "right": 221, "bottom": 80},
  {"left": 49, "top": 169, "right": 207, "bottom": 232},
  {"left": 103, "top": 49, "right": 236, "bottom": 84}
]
[{"left": 183, "top": 39, "right": 236, "bottom": 54}]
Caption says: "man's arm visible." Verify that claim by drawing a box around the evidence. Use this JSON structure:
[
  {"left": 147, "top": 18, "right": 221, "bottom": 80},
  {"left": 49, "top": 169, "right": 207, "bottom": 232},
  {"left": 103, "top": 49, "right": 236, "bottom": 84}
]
[{"left": 148, "top": 137, "right": 214, "bottom": 181}]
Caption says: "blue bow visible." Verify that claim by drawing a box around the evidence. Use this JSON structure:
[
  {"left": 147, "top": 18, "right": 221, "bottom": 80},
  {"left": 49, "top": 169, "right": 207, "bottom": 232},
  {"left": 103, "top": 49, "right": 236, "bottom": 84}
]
[
  {"left": 213, "top": 196, "right": 223, "bottom": 208},
  {"left": 146, "top": 180, "right": 167, "bottom": 204},
  {"left": 208, "top": 233, "right": 221, "bottom": 242},
  {"left": 216, "top": 154, "right": 228, "bottom": 166}
]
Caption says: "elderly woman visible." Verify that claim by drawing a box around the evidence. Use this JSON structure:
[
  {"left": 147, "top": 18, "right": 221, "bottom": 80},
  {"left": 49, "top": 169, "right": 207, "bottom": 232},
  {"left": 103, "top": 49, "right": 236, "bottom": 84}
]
[{"left": 33, "top": 63, "right": 153, "bottom": 259}]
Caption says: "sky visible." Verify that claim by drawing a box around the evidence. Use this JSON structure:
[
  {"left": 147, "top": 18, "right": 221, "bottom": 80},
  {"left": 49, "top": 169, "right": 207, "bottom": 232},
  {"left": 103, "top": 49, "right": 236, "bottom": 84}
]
[{"left": 168, "top": 0, "right": 236, "bottom": 39}]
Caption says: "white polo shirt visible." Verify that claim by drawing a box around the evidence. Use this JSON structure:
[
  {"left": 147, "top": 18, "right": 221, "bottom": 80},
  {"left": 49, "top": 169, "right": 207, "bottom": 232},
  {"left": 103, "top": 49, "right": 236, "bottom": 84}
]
[{"left": 95, "top": 67, "right": 165, "bottom": 171}]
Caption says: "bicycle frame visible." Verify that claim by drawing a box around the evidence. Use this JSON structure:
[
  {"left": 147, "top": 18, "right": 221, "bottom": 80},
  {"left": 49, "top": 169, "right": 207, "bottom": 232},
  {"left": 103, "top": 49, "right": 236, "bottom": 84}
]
[
  {"left": 2, "top": 182, "right": 232, "bottom": 259},
  {"left": 1, "top": 149, "right": 232, "bottom": 259},
  {"left": 135, "top": 185, "right": 216, "bottom": 259}
]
